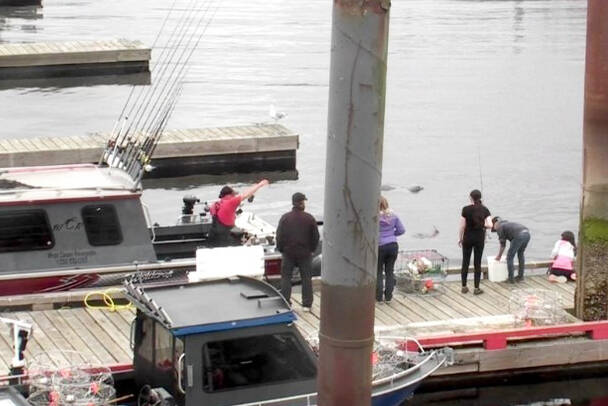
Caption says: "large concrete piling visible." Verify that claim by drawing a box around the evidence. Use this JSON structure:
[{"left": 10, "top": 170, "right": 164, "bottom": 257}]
[
  {"left": 318, "top": 0, "right": 390, "bottom": 404},
  {"left": 575, "top": 0, "right": 608, "bottom": 321}
]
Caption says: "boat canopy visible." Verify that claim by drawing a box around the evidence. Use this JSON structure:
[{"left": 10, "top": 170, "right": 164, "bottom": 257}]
[
  {"left": 0, "top": 164, "right": 139, "bottom": 205},
  {"left": 124, "top": 276, "right": 295, "bottom": 337}
]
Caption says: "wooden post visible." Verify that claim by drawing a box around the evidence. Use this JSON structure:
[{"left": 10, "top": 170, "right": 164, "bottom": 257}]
[{"left": 576, "top": 0, "right": 608, "bottom": 321}]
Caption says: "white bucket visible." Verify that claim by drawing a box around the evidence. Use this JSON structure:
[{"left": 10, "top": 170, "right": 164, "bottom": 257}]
[{"left": 487, "top": 256, "right": 508, "bottom": 282}]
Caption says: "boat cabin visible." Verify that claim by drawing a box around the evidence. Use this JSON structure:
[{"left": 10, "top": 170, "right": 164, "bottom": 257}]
[
  {"left": 125, "top": 276, "right": 318, "bottom": 406},
  {"left": 0, "top": 164, "right": 156, "bottom": 277}
]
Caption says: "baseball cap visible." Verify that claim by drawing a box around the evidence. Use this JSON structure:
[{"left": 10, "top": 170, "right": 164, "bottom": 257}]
[{"left": 292, "top": 192, "right": 307, "bottom": 205}]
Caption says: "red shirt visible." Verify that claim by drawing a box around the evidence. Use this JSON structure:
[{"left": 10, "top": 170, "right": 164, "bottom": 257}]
[{"left": 211, "top": 195, "right": 243, "bottom": 227}]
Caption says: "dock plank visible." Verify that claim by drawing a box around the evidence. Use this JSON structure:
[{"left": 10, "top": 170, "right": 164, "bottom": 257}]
[
  {"left": 26, "top": 311, "right": 87, "bottom": 363},
  {"left": 83, "top": 308, "right": 131, "bottom": 359},
  {"left": 43, "top": 310, "right": 101, "bottom": 364},
  {"left": 55, "top": 309, "right": 116, "bottom": 365},
  {"left": 70, "top": 308, "right": 130, "bottom": 363}
]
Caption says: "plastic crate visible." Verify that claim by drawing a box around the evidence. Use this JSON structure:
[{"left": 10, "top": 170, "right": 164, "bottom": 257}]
[{"left": 395, "top": 249, "right": 448, "bottom": 295}]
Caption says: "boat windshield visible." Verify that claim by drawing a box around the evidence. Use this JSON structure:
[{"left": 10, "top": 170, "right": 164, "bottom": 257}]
[{"left": 202, "top": 332, "right": 316, "bottom": 393}]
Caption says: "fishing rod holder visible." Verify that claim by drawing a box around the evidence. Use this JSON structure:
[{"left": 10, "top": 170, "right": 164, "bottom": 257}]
[{"left": 0, "top": 317, "right": 33, "bottom": 374}]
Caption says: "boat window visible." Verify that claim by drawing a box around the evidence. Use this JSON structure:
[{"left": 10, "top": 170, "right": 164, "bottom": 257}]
[
  {"left": 82, "top": 205, "right": 123, "bottom": 246},
  {"left": 0, "top": 209, "right": 54, "bottom": 253},
  {"left": 202, "top": 333, "right": 316, "bottom": 393}
]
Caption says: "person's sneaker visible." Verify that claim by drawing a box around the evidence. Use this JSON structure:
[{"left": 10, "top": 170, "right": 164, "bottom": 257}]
[
  {"left": 515, "top": 276, "right": 524, "bottom": 283},
  {"left": 507, "top": 278, "right": 516, "bottom": 284},
  {"left": 461, "top": 286, "right": 469, "bottom": 294},
  {"left": 473, "top": 288, "right": 484, "bottom": 295},
  {"left": 555, "top": 275, "right": 567, "bottom": 284},
  {"left": 384, "top": 298, "right": 392, "bottom": 304},
  {"left": 376, "top": 300, "right": 384, "bottom": 305},
  {"left": 302, "top": 306, "right": 312, "bottom": 312}
]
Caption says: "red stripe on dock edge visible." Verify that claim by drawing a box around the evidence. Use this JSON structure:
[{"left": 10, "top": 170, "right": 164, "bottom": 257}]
[{"left": 399, "top": 321, "right": 608, "bottom": 351}]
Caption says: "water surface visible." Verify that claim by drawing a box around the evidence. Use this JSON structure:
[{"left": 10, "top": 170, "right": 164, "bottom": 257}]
[{"left": 0, "top": 0, "right": 587, "bottom": 262}]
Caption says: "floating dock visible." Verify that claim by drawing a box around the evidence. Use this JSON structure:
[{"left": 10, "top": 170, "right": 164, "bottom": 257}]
[
  {"left": 0, "top": 0, "right": 40, "bottom": 6},
  {"left": 0, "top": 39, "right": 150, "bottom": 80},
  {"left": 0, "top": 124, "right": 299, "bottom": 178},
  {"left": 0, "top": 275, "right": 606, "bottom": 384}
]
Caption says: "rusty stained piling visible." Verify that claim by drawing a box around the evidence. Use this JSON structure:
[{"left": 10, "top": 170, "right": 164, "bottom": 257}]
[
  {"left": 318, "top": 0, "right": 390, "bottom": 405},
  {"left": 576, "top": 0, "right": 608, "bottom": 321}
]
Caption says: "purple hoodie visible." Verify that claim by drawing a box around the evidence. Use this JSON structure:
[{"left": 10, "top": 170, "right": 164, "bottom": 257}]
[{"left": 379, "top": 212, "right": 405, "bottom": 246}]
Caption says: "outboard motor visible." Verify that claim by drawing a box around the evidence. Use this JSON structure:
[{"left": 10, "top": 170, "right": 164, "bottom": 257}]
[
  {"left": 180, "top": 195, "right": 200, "bottom": 224},
  {"left": 182, "top": 195, "right": 200, "bottom": 216}
]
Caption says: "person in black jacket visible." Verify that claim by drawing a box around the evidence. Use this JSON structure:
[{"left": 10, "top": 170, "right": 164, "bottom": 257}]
[
  {"left": 276, "top": 192, "right": 320, "bottom": 311},
  {"left": 458, "top": 189, "right": 492, "bottom": 295}
]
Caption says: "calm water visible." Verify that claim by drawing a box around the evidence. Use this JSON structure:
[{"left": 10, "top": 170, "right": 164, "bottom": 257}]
[{"left": 0, "top": 0, "right": 587, "bottom": 262}]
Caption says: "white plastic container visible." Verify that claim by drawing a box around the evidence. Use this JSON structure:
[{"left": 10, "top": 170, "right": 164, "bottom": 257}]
[{"left": 487, "top": 256, "right": 508, "bottom": 282}]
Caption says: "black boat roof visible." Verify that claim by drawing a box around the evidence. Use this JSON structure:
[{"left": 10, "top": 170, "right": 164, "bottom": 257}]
[{"left": 124, "top": 276, "right": 295, "bottom": 336}]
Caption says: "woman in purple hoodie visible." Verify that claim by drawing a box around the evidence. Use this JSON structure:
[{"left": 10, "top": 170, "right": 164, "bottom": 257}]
[{"left": 377, "top": 196, "right": 406, "bottom": 304}]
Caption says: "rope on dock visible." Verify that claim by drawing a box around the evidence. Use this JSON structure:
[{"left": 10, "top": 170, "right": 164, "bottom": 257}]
[{"left": 84, "top": 289, "right": 133, "bottom": 312}]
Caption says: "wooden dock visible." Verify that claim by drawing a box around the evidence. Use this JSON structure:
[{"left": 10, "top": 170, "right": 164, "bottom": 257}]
[
  {"left": 0, "top": 275, "right": 605, "bottom": 383},
  {"left": 0, "top": 39, "right": 150, "bottom": 80},
  {"left": 0, "top": 124, "right": 299, "bottom": 178},
  {"left": 0, "top": 0, "right": 40, "bottom": 6}
]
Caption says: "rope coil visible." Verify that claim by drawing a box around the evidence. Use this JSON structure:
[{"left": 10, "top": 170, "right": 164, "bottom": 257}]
[{"left": 84, "top": 289, "right": 133, "bottom": 312}]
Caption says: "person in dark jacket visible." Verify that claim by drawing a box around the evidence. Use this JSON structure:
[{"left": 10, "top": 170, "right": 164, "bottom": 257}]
[
  {"left": 458, "top": 189, "right": 492, "bottom": 295},
  {"left": 276, "top": 192, "right": 320, "bottom": 311},
  {"left": 492, "top": 217, "right": 531, "bottom": 283}
]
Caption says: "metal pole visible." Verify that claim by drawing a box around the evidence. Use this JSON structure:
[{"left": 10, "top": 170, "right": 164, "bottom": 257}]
[
  {"left": 576, "top": 0, "right": 608, "bottom": 321},
  {"left": 318, "top": 1, "right": 390, "bottom": 404}
]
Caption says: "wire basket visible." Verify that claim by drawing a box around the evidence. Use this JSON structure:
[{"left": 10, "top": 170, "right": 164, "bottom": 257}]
[
  {"left": 395, "top": 250, "right": 449, "bottom": 295},
  {"left": 508, "top": 289, "right": 567, "bottom": 326}
]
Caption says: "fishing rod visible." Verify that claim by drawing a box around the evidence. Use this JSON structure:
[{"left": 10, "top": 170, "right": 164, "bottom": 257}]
[
  {"left": 103, "top": 0, "right": 223, "bottom": 184},
  {"left": 113, "top": 0, "right": 218, "bottom": 171},
  {"left": 103, "top": 0, "right": 184, "bottom": 164},
  {"left": 140, "top": 0, "right": 221, "bottom": 136},
  {"left": 122, "top": 0, "right": 220, "bottom": 175},
  {"left": 107, "top": 0, "right": 210, "bottom": 165},
  {"left": 120, "top": 0, "right": 211, "bottom": 139},
  {"left": 137, "top": 0, "right": 219, "bottom": 136}
]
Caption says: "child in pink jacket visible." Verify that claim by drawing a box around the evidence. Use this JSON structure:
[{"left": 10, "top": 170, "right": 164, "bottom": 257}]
[{"left": 548, "top": 231, "right": 576, "bottom": 283}]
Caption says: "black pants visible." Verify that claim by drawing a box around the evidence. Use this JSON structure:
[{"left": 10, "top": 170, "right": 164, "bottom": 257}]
[
  {"left": 280, "top": 254, "right": 313, "bottom": 307},
  {"left": 461, "top": 235, "right": 484, "bottom": 289},
  {"left": 207, "top": 218, "right": 235, "bottom": 247},
  {"left": 377, "top": 242, "right": 398, "bottom": 301}
]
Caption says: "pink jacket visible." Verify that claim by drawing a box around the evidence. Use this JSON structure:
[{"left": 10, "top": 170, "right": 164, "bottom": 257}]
[{"left": 551, "top": 240, "right": 575, "bottom": 271}]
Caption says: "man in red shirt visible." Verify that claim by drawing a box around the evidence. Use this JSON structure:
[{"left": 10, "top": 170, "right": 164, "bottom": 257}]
[{"left": 207, "top": 179, "right": 269, "bottom": 246}]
